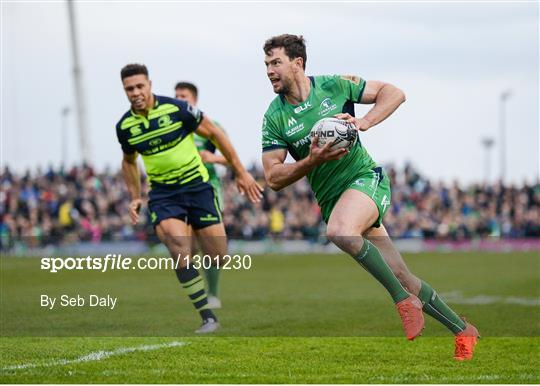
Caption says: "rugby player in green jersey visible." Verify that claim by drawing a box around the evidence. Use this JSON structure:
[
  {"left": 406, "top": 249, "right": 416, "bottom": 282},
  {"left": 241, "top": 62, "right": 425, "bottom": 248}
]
[
  {"left": 260, "top": 35, "right": 479, "bottom": 360},
  {"left": 175, "top": 81, "right": 229, "bottom": 309},
  {"left": 117, "top": 64, "right": 262, "bottom": 333}
]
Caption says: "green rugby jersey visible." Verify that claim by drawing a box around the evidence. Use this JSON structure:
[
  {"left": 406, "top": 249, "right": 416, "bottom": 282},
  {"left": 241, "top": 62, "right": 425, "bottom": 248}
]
[
  {"left": 261, "top": 75, "right": 377, "bottom": 207},
  {"left": 116, "top": 95, "right": 208, "bottom": 188}
]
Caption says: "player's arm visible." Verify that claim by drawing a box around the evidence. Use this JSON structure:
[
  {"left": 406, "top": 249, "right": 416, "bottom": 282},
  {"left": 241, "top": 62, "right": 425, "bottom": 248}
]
[
  {"left": 200, "top": 122, "right": 229, "bottom": 166},
  {"left": 121, "top": 152, "right": 142, "bottom": 225},
  {"left": 199, "top": 149, "right": 228, "bottom": 166},
  {"left": 262, "top": 137, "right": 347, "bottom": 191},
  {"left": 196, "top": 116, "right": 263, "bottom": 202},
  {"left": 335, "top": 80, "right": 406, "bottom": 131}
]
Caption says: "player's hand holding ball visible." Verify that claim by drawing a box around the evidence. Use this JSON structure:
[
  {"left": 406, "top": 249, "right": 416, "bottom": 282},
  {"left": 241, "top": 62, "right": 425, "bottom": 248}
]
[
  {"left": 308, "top": 134, "right": 348, "bottom": 166},
  {"left": 310, "top": 117, "right": 358, "bottom": 152},
  {"left": 308, "top": 117, "right": 358, "bottom": 166},
  {"left": 334, "top": 112, "right": 372, "bottom": 132}
]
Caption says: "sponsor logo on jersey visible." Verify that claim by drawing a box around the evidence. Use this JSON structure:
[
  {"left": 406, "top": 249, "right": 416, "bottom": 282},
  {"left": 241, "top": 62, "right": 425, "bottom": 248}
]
[
  {"left": 318, "top": 97, "right": 337, "bottom": 116},
  {"left": 293, "top": 101, "right": 312, "bottom": 114},
  {"left": 286, "top": 123, "right": 305, "bottom": 137},
  {"left": 292, "top": 134, "right": 311, "bottom": 148},
  {"left": 130, "top": 125, "right": 142, "bottom": 136},
  {"left": 288, "top": 117, "right": 297, "bottom": 127},
  {"left": 142, "top": 136, "right": 182, "bottom": 155},
  {"left": 149, "top": 138, "right": 162, "bottom": 146},
  {"left": 158, "top": 115, "right": 172, "bottom": 128}
]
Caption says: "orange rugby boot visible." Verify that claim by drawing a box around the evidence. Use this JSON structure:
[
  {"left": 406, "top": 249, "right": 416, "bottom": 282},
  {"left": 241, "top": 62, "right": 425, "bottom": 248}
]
[
  {"left": 454, "top": 322, "right": 479, "bottom": 361},
  {"left": 396, "top": 294, "right": 425, "bottom": 340}
]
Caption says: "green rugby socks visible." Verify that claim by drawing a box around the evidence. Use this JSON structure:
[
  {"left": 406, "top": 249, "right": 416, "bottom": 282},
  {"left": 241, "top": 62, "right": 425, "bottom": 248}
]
[
  {"left": 418, "top": 281, "right": 465, "bottom": 334},
  {"left": 204, "top": 266, "right": 220, "bottom": 297},
  {"left": 175, "top": 266, "right": 216, "bottom": 321},
  {"left": 354, "top": 239, "right": 410, "bottom": 303}
]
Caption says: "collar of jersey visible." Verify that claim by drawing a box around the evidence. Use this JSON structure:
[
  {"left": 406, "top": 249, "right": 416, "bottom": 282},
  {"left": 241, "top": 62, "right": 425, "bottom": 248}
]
[
  {"left": 130, "top": 94, "right": 159, "bottom": 117},
  {"left": 279, "top": 76, "right": 315, "bottom": 107}
]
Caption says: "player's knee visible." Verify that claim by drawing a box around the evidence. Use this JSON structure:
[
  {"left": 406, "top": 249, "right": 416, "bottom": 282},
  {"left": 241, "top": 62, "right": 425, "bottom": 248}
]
[
  {"left": 157, "top": 227, "right": 189, "bottom": 252},
  {"left": 326, "top": 223, "right": 360, "bottom": 249},
  {"left": 326, "top": 223, "right": 345, "bottom": 244}
]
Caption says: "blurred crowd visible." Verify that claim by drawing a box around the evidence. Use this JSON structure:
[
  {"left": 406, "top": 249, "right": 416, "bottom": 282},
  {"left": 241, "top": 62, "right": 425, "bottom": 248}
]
[{"left": 1, "top": 163, "right": 539, "bottom": 249}]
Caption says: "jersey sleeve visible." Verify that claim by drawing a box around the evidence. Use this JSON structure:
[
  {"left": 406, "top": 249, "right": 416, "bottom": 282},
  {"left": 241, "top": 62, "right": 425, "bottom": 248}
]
[
  {"left": 336, "top": 75, "right": 366, "bottom": 103},
  {"left": 115, "top": 121, "right": 136, "bottom": 155},
  {"left": 176, "top": 99, "right": 204, "bottom": 134},
  {"left": 202, "top": 137, "right": 216, "bottom": 153},
  {"left": 261, "top": 113, "right": 288, "bottom": 152}
]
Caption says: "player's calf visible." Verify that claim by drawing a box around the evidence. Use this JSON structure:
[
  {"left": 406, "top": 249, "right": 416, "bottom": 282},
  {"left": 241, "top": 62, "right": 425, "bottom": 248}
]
[
  {"left": 175, "top": 265, "right": 218, "bottom": 330},
  {"left": 352, "top": 237, "right": 425, "bottom": 340}
]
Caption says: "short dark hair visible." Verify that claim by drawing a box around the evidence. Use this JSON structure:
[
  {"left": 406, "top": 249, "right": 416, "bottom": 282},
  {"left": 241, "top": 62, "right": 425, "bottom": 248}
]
[
  {"left": 174, "top": 82, "right": 198, "bottom": 99},
  {"left": 120, "top": 63, "right": 148, "bottom": 81},
  {"left": 263, "top": 34, "right": 307, "bottom": 70}
]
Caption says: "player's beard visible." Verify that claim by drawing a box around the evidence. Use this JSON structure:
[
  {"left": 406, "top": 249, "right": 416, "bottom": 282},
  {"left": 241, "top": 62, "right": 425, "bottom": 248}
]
[{"left": 276, "top": 77, "right": 292, "bottom": 96}]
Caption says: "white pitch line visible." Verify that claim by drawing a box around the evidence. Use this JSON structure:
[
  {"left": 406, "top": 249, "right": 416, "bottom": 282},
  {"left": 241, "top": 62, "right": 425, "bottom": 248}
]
[
  {"left": 440, "top": 291, "right": 540, "bottom": 306},
  {"left": 372, "top": 373, "right": 538, "bottom": 383},
  {"left": 2, "top": 341, "right": 186, "bottom": 371}
]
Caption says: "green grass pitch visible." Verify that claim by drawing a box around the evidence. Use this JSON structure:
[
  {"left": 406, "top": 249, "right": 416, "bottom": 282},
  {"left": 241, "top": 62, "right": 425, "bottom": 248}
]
[{"left": 1, "top": 252, "right": 539, "bottom": 383}]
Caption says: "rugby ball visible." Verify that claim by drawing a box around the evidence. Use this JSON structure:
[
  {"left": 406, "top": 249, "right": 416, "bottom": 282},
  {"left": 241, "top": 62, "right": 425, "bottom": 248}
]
[{"left": 310, "top": 117, "right": 357, "bottom": 151}]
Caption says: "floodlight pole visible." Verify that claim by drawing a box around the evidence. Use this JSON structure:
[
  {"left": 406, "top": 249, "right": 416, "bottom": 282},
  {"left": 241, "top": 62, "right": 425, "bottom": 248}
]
[
  {"left": 61, "top": 106, "right": 70, "bottom": 167},
  {"left": 499, "top": 90, "right": 512, "bottom": 183},
  {"left": 481, "top": 137, "right": 495, "bottom": 183},
  {"left": 66, "top": 0, "right": 90, "bottom": 164}
]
